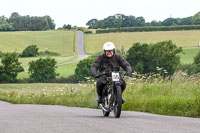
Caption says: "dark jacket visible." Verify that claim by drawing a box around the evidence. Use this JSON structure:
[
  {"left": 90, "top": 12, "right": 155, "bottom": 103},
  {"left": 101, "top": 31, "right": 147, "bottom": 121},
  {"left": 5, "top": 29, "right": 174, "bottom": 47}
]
[{"left": 91, "top": 54, "right": 132, "bottom": 76}]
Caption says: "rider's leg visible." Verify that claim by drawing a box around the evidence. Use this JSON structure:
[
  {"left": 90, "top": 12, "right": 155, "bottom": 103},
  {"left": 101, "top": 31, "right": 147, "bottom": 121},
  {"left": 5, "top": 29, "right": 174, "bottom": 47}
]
[
  {"left": 120, "top": 78, "right": 126, "bottom": 93},
  {"left": 96, "top": 76, "right": 106, "bottom": 103},
  {"left": 120, "top": 78, "right": 126, "bottom": 104}
]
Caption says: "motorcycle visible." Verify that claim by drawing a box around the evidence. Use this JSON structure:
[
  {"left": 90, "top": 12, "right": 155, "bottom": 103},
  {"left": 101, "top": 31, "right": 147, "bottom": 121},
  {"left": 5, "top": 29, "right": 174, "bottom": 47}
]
[{"left": 95, "top": 69, "right": 125, "bottom": 118}]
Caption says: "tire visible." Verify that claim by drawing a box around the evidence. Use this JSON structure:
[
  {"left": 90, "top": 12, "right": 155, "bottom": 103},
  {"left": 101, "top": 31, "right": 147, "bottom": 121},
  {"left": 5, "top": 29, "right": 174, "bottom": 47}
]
[
  {"left": 102, "top": 97, "right": 110, "bottom": 117},
  {"left": 113, "top": 86, "right": 122, "bottom": 118}
]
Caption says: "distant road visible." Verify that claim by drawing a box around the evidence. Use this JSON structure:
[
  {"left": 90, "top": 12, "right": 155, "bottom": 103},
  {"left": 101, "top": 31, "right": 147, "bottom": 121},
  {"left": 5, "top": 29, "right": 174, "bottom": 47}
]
[
  {"left": 0, "top": 101, "right": 200, "bottom": 133},
  {"left": 57, "top": 30, "right": 89, "bottom": 66}
]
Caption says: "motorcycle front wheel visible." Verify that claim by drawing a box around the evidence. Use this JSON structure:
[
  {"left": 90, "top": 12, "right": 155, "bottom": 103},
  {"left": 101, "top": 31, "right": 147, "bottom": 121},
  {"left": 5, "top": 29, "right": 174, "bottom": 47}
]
[{"left": 113, "top": 86, "right": 122, "bottom": 118}]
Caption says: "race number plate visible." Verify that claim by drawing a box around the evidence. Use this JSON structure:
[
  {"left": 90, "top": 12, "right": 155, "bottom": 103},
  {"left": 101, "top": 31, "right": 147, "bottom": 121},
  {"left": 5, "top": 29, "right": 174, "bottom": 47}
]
[{"left": 112, "top": 72, "right": 120, "bottom": 81}]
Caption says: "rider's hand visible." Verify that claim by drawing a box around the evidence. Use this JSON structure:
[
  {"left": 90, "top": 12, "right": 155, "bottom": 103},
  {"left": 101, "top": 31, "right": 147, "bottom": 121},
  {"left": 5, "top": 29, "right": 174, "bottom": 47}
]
[
  {"left": 92, "top": 73, "right": 98, "bottom": 78},
  {"left": 125, "top": 71, "right": 133, "bottom": 77}
]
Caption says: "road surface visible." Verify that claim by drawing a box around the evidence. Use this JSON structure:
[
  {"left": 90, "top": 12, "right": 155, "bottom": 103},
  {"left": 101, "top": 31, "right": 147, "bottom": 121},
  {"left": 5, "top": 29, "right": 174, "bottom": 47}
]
[
  {"left": 57, "top": 30, "right": 89, "bottom": 66},
  {"left": 0, "top": 101, "right": 199, "bottom": 133}
]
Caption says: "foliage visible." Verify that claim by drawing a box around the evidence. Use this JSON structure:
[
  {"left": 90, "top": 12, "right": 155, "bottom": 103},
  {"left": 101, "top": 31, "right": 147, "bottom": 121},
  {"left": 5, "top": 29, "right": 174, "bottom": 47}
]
[
  {"left": 178, "top": 51, "right": 200, "bottom": 75},
  {"left": 0, "top": 51, "right": 4, "bottom": 57},
  {"left": 54, "top": 75, "right": 77, "bottom": 83},
  {"left": 63, "top": 24, "right": 72, "bottom": 30},
  {"left": 21, "top": 45, "right": 39, "bottom": 57},
  {"left": 0, "top": 73, "right": 200, "bottom": 117},
  {"left": 38, "top": 50, "right": 60, "bottom": 56},
  {"left": 96, "top": 25, "right": 200, "bottom": 33},
  {"left": 28, "top": 57, "right": 59, "bottom": 82},
  {"left": 74, "top": 56, "right": 96, "bottom": 82},
  {"left": 0, "top": 12, "right": 55, "bottom": 31},
  {"left": 0, "top": 52, "right": 24, "bottom": 83},
  {"left": 192, "top": 11, "right": 200, "bottom": 25},
  {"left": 86, "top": 13, "right": 195, "bottom": 29},
  {"left": 84, "top": 31, "right": 92, "bottom": 34},
  {"left": 86, "top": 14, "right": 145, "bottom": 29},
  {"left": 188, "top": 51, "right": 200, "bottom": 74},
  {"left": 127, "top": 40, "right": 182, "bottom": 75}
]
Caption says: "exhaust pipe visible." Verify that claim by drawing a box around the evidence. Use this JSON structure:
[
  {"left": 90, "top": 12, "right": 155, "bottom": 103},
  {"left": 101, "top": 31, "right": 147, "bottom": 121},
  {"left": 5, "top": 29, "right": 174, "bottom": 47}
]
[{"left": 99, "top": 104, "right": 108, "bottom": 112}]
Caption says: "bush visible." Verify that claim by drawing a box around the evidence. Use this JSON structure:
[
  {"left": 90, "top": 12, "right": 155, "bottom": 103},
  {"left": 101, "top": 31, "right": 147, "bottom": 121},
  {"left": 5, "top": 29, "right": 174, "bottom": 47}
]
[
  {"left": 96, "top": 25, "right": 200, "bottom": 33},
  {"left": 0, "top": 52, "right": 24, "bottom": 83},
  {"left": 0, "top": 51, "right": 4, "bottom": 58},
  {"left": 74, "top": 56, "right": 96, "bottom": 82},
  {"left": 127, "top": 40, "right": 182, "bottom": 75},
  {"left": 84, "top": 31, "right": 92, "bottom": 34},
  {"left": 188, "top": 51, "right": 200, "bottom": 74},
  {"left": 178, "top": 51, "right": 200, "bottom": 75},
  {"left": 38, "top": 50, "right": 60, "bottom": 56},
  {"left": 54, "top": 75, "right": 77, "bottom": 83},
  {"left": 28, "top": 57, "right": 59, "bottom": 82},
  {"left": 21, "top": 45, "right": 39, "bottom": 57}
]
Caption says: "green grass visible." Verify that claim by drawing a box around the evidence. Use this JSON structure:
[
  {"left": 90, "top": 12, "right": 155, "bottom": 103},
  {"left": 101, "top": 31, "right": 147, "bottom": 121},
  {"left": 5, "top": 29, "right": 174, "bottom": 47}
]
[
  {"left": 18, "top": 55, "right": 78, "bottom": 71},
  {"left": 56, "top": 62, "right": 78, "bottom": 77},
  {"left": 0, "top": 31, "right": 75, "bottom": 56},
  {"left": 179, "top": 48, "right": 200, "bottom": 64},
  {"left": 85, "top": 30, "right": 200, "bottom": 53},
  {"left": 0, "top": 30, "right": 78, "bottom": 79},
  {"left": 0, "top": 73, "right": 200, "bottom": 117},
  {"left": 18, "top": 62, "right": 78, "bottom": 79},
  {"left": 85, "top": 30, "right": 200, "bottom": 64}
]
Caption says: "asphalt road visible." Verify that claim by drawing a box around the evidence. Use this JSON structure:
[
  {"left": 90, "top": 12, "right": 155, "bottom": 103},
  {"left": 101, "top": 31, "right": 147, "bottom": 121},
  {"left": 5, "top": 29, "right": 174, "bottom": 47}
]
[
  {"left": 0, "top": 101, "right": 199, "bottom": 133},
  {"left": 57, "top": 30, "right": 89, "bottom": 66}
]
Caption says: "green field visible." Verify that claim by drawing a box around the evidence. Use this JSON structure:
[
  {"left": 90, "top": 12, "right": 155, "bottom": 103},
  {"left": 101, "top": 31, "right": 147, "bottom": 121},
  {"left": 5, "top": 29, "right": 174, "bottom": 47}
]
[
  {"left": 0, "top": 31, "right": 75, "bottom": 56},
  {"left": 85, "top": 30, "right": 200, "bottom": 64},
  {"left": 0, "top": 30, "right": 78, "bottom": 79},
  {"left": 180, "top": 48, "right": 200, "bottom": 64},
  {"left": 18, "top": 62, "right": 78, "bottom": 79}
]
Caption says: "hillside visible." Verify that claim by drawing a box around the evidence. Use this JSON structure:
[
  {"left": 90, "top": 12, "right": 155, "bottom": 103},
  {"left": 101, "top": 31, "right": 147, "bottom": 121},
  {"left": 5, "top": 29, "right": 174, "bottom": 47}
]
[
  {"left": 85, "top": 30, "right": 200, "bottom": 64},
  {"left": 0, "top": 31, "right": 75, "bottom": 56}
]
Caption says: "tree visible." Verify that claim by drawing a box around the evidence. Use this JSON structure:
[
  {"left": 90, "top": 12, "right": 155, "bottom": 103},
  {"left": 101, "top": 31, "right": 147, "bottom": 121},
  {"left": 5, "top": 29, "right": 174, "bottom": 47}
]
[
  {"left": 126, "top": 41, "right": 182, "bottom": 75},
  {"left": 86, "top": 19, "right": 98, "bottom": 29},
  {"left": 21, "top": 45, "right": 39, "bottom": 57},
  {"left": 162, "top": 18, "right": 180, "bottom": 26},
  {"left": 0, "top": 52, "right": 24, "bottom": 83},
  {"left": 150, "top": 20, "right": 162, "bottom": 26},
  {"left": 192, "top": 11, "right": 200, "bottom": 25},
  {"left": 180, "top": 17, "right": 192, "bottom": 25},
  {"left": 74, "top": 57, "right": 96, "bottom": 82},
  {"left": 63, "top": 24, "right": 72, "bottom": 30},
  {"left": 150, "top": 40, "right": 182, "bottom": 75},
  {"left": 126, "top": 42, "right": 151, "bottom": 73},
  {"left": 28, "top": 57, "right": 58, "bottom": 82}
]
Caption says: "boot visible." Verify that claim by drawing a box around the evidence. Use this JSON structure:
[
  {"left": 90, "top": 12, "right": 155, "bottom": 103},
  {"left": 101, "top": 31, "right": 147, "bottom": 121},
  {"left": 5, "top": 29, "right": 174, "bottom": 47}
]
[
  {"left": 122, "top": 97, "right": 125, "bottom": 104},
  {"left": 97, "top": 95, "right": 102, "bottom": 103}
]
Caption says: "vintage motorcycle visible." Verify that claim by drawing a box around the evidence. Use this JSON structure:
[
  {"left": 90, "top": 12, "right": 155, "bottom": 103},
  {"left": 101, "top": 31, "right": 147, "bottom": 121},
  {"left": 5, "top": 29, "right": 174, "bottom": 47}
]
[{"left": 95, "top": 69, "right": 125, "bottom": 118}]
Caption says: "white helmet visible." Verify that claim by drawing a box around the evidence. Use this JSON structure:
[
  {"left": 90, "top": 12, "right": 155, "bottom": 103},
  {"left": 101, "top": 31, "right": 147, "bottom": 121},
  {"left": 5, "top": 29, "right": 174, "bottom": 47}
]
[{"left": 103, "top": 42, "right": 115, "bottom": 51}]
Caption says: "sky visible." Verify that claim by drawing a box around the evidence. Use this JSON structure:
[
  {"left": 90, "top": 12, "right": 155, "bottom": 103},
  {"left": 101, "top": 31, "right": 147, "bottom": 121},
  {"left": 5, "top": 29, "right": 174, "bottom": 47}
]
[{"left": 1, "top": 0, "right": 200, "bottom": 28}]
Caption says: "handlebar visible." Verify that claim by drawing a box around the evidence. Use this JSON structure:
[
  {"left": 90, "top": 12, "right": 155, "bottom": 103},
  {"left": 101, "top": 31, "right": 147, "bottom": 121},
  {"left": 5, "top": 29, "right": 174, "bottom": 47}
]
[{"left": 94, "top": 71, "right": 127, "bottom": 78}]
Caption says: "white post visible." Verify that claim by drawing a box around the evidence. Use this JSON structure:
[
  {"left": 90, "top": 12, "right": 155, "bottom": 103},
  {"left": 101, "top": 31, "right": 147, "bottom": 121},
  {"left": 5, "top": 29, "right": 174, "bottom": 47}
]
[{"left": 199, "top": 42, "right": 200, "bottom": 48}]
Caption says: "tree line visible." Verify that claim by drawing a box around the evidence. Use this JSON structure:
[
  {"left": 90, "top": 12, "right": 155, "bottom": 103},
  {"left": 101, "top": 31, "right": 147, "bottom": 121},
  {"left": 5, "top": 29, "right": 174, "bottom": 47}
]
[
  {"left": 0, "top": 12, "right": 55, "bottom": 31},
  {"left": 86, "top": 11, "right": 200, "bottom": 29}
]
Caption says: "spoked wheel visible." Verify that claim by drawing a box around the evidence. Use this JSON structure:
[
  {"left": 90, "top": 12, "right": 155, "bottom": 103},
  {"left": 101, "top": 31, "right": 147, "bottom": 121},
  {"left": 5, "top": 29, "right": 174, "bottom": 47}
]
[
  {"left": 113, "top": 86, "right": 122, "bottom": 118},
  {"left": 102, "top": 97, "right": 110, "bottom": 116}
]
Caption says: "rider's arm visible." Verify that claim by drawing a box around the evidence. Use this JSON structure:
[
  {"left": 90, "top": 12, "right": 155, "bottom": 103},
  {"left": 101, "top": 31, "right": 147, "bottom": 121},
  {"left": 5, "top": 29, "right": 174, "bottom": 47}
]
[
  {"left": 91, "top": 55, "right": 103, "bottom": 77},
  {"left": 117, "top": 55, "right": 132, "bottom": 73}
]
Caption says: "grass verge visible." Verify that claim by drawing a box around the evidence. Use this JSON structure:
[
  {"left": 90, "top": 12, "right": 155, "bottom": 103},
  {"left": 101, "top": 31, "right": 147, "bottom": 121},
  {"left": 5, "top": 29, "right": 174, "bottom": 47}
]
[{"left": 0, "top": 72, "right": 200, "bottom": 117}]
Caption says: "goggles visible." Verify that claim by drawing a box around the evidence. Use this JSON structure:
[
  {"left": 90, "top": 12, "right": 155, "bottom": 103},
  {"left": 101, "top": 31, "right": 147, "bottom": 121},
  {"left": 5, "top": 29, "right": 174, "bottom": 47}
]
[{"left": 105, "top": 50, "right": 113, "bottom": 53}]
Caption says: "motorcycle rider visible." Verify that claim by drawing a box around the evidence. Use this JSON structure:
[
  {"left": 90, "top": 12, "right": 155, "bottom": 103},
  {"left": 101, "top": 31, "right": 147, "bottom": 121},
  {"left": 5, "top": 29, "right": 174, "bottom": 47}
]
[{"left": 91, "top": 42, "right": 132, "bottom": 103}]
